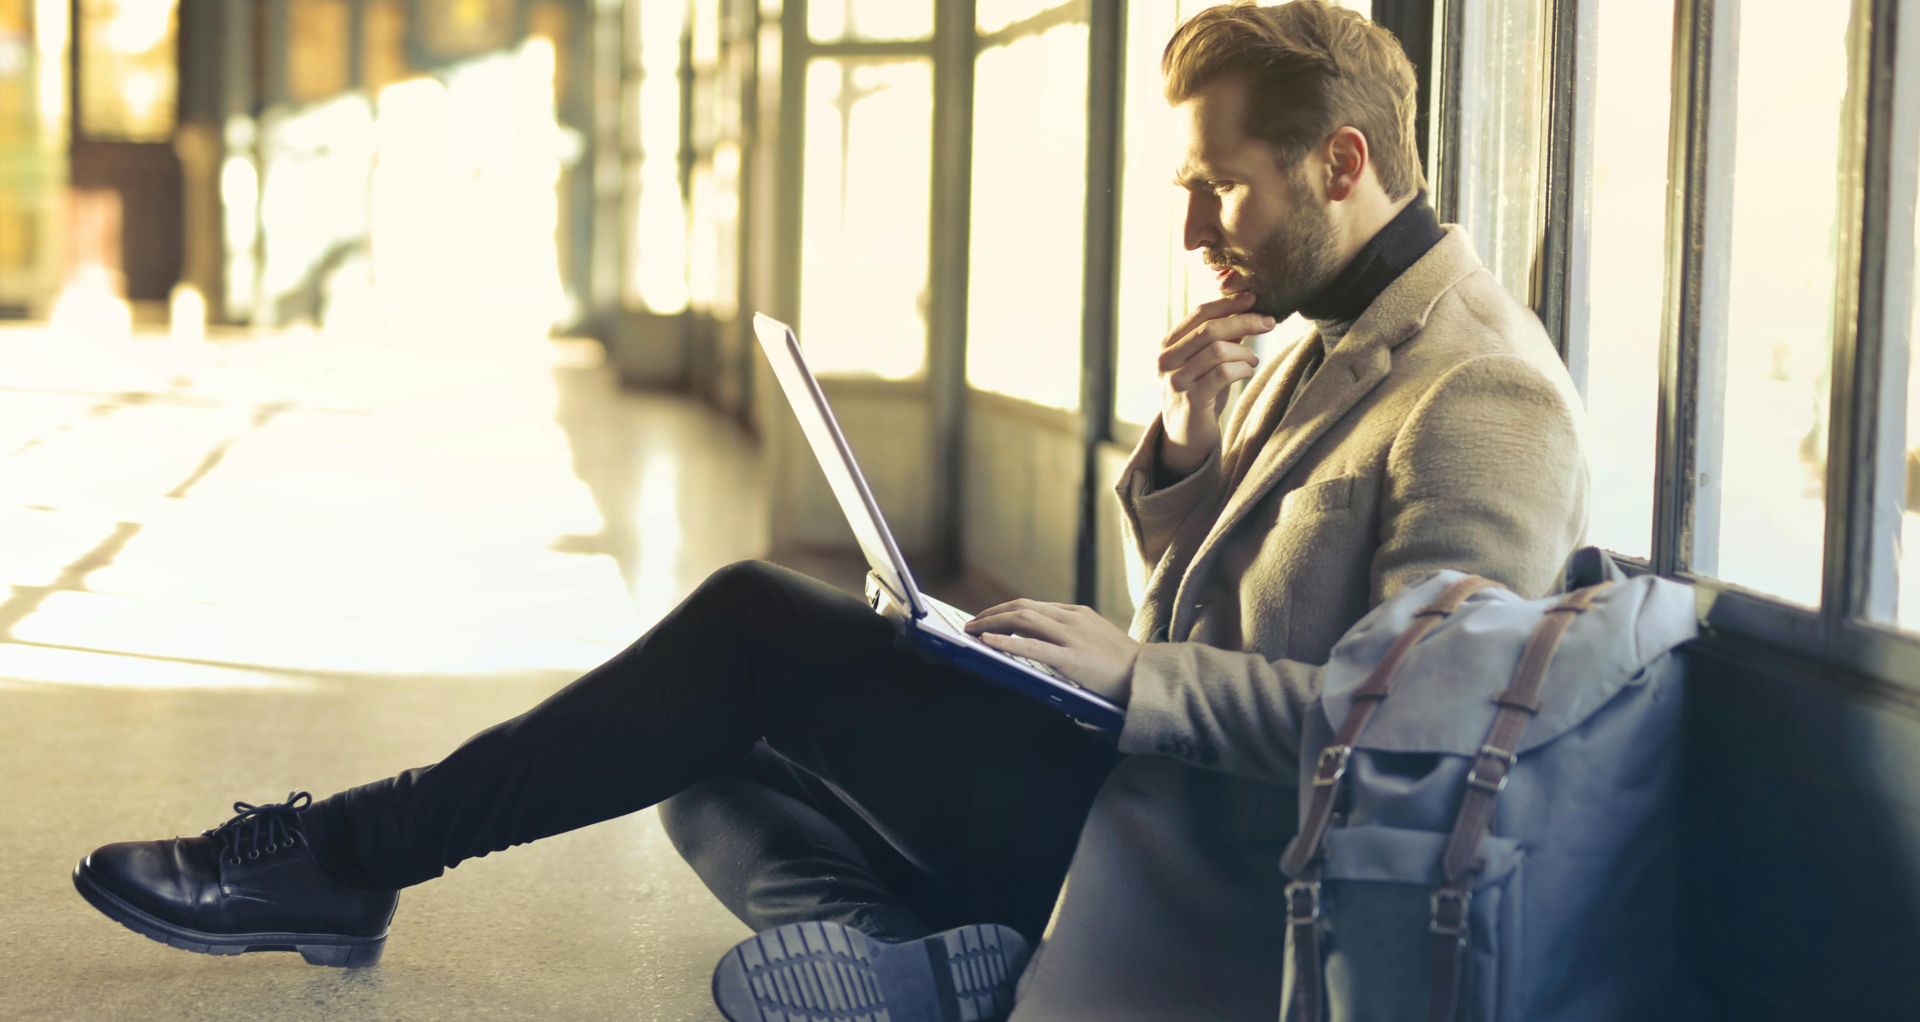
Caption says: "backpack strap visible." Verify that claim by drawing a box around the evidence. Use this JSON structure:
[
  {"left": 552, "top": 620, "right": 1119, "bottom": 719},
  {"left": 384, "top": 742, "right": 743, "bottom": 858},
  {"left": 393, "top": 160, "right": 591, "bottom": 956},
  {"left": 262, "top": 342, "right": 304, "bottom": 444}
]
[
  {"left": 1281, "top": 574, "right": 1498, "bottom": 1022},
  {"left": 1425, "top": 581, "right": 1615, "bottom": 1022}
]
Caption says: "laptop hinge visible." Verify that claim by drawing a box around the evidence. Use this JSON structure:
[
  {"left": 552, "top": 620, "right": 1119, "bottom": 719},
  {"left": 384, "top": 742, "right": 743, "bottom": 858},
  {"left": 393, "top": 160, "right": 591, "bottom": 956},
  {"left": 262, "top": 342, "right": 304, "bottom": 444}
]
[{"left": 864, "top": 571, "right": 924, "bottom": 620}]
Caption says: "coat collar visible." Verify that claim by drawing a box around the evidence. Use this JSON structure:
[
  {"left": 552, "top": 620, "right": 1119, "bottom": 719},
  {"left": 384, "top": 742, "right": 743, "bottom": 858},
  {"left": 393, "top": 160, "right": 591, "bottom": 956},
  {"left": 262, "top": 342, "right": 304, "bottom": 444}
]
[{"left": 1168, "top": 227, "right": 1487, "bottom": 636}]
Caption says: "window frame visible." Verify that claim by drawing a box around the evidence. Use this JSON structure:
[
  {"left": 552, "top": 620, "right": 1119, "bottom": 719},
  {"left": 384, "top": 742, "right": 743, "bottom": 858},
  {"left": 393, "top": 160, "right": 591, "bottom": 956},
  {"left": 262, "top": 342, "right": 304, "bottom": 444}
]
[
  {"left": 960, "top": 0, "right": 1093, "bottom": 412},
  {"left": 1537, "top": 0, "right": 1920, "bottom": 694}
]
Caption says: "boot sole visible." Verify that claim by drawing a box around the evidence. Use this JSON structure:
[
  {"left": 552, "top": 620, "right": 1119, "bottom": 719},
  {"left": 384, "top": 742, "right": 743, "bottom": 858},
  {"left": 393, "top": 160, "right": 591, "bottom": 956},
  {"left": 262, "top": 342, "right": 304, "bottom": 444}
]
[
  {"left": 71, "top": 859, "right": 387, "bottom": 967},
  {"left": 712, "top": 921, "right": 1030, "bottom": 1022}
]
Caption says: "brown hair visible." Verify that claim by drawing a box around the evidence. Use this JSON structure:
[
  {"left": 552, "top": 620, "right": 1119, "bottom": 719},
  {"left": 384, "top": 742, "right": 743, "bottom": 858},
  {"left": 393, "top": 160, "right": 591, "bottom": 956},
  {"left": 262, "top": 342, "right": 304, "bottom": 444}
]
[{"left": 1162, "top": 1, "right": 1426, "bottom": 199}]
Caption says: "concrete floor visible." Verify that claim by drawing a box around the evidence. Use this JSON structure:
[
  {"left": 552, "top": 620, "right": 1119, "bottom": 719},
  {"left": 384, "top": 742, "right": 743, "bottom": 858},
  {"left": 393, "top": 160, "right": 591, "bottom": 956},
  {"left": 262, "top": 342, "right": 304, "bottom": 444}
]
[{"left": 0, "top": 322, "right": 852, "bottom": 1020}]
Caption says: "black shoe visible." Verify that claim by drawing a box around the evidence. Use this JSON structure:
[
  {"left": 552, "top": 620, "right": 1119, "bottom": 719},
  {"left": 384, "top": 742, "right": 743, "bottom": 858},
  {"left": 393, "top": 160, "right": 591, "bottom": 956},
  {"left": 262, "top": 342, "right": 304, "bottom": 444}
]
[
  {"left": 71, "top": 791, "right": 398, "bottom": 967},
  {"left": 712, "top": 921, "right": 1031, "bottom": 1022}
]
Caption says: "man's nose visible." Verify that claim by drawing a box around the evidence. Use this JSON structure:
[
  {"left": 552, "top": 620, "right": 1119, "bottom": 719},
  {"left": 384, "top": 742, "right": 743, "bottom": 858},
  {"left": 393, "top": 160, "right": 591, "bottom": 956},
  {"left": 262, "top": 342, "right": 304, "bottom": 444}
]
[{"left": 1182, "top": 193, "right": 1220, "bottom": 252}]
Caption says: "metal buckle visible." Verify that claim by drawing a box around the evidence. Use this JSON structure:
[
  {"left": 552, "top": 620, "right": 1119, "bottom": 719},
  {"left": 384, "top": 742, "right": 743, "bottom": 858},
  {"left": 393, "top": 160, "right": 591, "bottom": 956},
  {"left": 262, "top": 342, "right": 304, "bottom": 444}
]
[
  {"left": 1465, "top": 767, "right": 1508, "bottom": 794},
  {"left": 1312, "top": 745, "right": 1352, "bottom": 787},
  {"left": 1285, "top": 879, "right": 1322, "bottom": 925},
  {"left": 1466, "top": 745, "right": 1514, "bottom": 794},
  {"left": 1430, "top": 888, "right": 1471, "bottom": 938}
]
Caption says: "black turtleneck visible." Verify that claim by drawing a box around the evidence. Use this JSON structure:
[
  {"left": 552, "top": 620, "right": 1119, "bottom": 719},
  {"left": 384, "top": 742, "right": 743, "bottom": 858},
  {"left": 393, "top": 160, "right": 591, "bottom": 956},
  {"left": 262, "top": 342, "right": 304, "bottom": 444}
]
[{"left": 1298, "top": 192, "right": 1445, "bottom": 325}]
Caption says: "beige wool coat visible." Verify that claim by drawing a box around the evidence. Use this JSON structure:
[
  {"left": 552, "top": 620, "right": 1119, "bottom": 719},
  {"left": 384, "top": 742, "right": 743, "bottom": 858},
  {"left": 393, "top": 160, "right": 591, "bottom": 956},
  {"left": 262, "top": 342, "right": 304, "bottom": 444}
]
[{"left": 1011, "top": 228, "right": 1590, "bottom": 1021}]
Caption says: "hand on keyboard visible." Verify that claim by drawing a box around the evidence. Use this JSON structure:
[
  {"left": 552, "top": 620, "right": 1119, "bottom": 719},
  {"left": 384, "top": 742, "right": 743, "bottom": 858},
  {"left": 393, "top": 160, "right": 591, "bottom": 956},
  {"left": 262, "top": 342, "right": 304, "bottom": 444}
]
[
  {"left": 953, "top": 597, "right": 1142, "bottom": 705},
  {"left": 933, "top": 603, "right": 1069, "bottom": 679}
]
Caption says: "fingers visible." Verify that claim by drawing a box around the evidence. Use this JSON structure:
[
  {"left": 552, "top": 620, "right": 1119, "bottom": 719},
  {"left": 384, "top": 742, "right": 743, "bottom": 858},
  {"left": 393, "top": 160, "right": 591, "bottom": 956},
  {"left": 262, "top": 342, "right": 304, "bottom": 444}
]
[
  {"left": 1172, "top": 359, "right": 1257, "bottom": 406},
  {"left": 1163, "top": 289, "right": 1256, "bottom": 349},
  {"left": 967, "top": 598, "right": 1077, "bottom": 624},
  {"left": 965, "top": 607, "right": 1077, "bottom": 646},
  {"left": 978, "top": 630, "right": 1069, "bottom": 668},
  {"left": 1167, "top": 340, "right": 1261, "bottom": 393},
  {"left": 1158, "top": 312, "right": 1276, "bottom": 373}
]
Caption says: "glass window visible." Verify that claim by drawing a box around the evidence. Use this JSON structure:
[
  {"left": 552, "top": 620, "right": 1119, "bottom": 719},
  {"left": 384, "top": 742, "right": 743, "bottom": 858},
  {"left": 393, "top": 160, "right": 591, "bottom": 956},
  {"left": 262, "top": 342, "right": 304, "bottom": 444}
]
[
  {"left": 966, "top": 18, "right": 1089, "bottom": 409},
  {"left": 1580, "top": 0, "right": 1674, "bottom": 560},
  {"left": 77, "top": 0, "right": 176, "bottom": 141},
  {"left": 363, "top": 0, "right": 415, "bottom": 93},
  {"left": 685, "top": 0, "right": 737, "bottom": 318},
  {"left": 692, "top": 0, "right": 720, "bottom": 65},
  {"left": 1708, "top": 0, "right": 1853, "bottom": 605},
  {"left": 527, "top": 0, "right": 572, "bottom": 100},
  {"left": 1112, "top": 0, "right": 1213, "bottom": 427},
  {"left": 975, "top": 0, "right": 1039, "bottom": 36},
  {"left": 416, "top": 0, "right": 516, "bottom": 60},
  {"left": 1448, "top": 0, "right": 1550, "bottom": 301},
  {"left": 810, "top": 0, "right": 931, "bottom": 43},
  {"left": 798, "top": 58, "right": 933, "bottom": 379},
  {"left": 627, "top": 0, "right": 689, "bottom": 313},
  {"left": 287, "top": 0, "right": 350, "bottom": 104}
]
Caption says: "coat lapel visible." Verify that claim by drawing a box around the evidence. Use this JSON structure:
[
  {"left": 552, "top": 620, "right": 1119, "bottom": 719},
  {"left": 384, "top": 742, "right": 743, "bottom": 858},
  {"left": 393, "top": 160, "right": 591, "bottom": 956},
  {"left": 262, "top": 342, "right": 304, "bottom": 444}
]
[
  {"left": 1164, "top": 227, "right": 1487, "bottom": 640},
  {"left": 1221, "top": 330, "right": 1325, "bottom": 487},
  {"left": 1188, "top": 337, "right": 1392, "bottom": 591}
]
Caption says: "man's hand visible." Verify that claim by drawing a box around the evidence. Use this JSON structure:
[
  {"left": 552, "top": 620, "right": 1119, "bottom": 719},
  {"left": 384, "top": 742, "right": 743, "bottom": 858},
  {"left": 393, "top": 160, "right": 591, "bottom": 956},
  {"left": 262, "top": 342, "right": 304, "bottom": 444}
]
[
  {"left": 964, "top": 600, "right": 1142, "bottom": 705},
  {"left": 1157, "top": 290, "right": 1275, "bottom": 479}
]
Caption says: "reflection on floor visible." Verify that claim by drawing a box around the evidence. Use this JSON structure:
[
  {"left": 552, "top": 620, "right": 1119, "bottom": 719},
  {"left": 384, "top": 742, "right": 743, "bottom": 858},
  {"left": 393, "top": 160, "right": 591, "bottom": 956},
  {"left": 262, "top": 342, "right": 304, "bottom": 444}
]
[{"left": 0, "top": 323, "right": 778, "bottom": 1021}]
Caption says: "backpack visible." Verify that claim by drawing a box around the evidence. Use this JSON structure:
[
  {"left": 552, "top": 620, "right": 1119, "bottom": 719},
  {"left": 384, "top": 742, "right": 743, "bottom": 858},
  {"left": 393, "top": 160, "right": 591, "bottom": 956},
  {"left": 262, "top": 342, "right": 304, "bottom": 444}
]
[{"left": 1278, "top": 548, "right": 1702, "bottom": 1022}]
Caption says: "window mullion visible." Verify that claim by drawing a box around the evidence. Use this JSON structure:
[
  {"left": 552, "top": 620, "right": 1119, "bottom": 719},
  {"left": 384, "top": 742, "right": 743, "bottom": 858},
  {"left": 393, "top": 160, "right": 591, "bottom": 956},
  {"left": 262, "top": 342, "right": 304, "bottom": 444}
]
[
  {"left": 1429, "top": 0, "right": 1465, "bottom": 223},
  {"left": 1538, "top": 0, "right": 1596, "bottom": 394},
  {"left": 1826, "top": 0, "right": 1919, "bottom": 624},
  {"left": 773, "top": 0, "right": 807, "bottom": 326},
  {"left": 929, "top": 0, "right": 976, "bottom": 578},
  {"left": 1075, "top": 0, "right": 1121, "bottom": 606},
  {"left": 1652, "top": 0, "right": 1735, "bottom": 579}
]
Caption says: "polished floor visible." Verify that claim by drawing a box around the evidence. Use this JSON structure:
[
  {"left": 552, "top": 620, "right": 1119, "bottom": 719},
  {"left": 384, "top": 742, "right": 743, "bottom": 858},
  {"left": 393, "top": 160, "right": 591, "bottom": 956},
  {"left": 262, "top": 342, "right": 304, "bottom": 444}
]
[{"left": 0, "top": 321, "right": 822, "bottom": 1020}]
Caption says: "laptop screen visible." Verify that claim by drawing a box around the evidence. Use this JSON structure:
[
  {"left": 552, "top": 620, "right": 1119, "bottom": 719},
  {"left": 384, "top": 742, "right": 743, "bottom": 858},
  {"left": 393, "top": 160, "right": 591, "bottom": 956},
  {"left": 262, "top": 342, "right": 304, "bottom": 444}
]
[{"left": 751, "top": 314, "right": 923, "bottom": 616}]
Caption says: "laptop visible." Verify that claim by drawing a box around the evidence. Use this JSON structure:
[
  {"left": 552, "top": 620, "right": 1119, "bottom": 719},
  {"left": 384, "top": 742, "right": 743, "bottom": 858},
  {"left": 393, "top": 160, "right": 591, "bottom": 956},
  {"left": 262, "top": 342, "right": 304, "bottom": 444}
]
[{"left": 751, "top": 313, "right": 1126, "bottom": 731}]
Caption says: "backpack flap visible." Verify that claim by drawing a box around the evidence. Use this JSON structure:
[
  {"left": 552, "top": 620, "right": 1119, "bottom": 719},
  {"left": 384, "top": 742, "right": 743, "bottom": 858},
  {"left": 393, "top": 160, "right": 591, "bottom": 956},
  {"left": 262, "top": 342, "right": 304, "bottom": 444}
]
[{"left": 1317, "top": 570, "right": 1696, "bottom": 758}]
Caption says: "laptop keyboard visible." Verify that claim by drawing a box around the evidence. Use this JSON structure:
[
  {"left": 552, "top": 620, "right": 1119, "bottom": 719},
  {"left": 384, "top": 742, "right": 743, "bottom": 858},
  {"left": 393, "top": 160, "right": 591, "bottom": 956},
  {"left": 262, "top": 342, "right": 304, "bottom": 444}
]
[{"left": 929, "top": 601, "right": 1072, "bottom": 683}]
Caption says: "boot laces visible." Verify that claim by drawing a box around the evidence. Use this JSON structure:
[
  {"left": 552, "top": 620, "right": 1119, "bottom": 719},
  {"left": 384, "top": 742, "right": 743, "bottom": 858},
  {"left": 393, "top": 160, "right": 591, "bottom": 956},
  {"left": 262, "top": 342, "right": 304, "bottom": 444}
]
[{"left": 203, "top": 791, "right": 312, "bottom": 866}]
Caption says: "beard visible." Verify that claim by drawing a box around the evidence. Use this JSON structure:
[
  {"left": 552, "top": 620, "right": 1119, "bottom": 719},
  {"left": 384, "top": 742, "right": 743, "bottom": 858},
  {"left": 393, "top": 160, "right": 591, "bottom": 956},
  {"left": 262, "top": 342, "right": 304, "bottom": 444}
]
[{"left": 1208, "top": 174, "right": 1345, "bottom": 322}]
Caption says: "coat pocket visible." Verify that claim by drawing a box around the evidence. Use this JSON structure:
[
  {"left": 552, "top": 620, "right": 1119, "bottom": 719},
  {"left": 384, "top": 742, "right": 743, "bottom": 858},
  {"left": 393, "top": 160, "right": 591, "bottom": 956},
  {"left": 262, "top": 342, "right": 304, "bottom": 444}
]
[
  {"left": 1281, "top": 825, "right": 1527, "bottom": 1022},
  {"left": 1279, "top": 474, "right": 1355, "bottom": 519}
]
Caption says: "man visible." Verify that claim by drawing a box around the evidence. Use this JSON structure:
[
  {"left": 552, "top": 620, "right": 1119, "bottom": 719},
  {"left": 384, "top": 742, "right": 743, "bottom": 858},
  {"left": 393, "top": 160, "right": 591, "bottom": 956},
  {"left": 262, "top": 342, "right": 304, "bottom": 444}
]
[{"left": 71, "top": 3, "right": 1585, "bottom": 1020}]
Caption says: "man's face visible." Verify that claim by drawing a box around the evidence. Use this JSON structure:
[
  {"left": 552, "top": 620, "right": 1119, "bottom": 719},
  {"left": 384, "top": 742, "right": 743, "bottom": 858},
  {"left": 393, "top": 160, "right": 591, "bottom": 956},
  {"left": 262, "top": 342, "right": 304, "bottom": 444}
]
[{"left": 1173, "top": 78, "right": 1344, "bottom": 321}]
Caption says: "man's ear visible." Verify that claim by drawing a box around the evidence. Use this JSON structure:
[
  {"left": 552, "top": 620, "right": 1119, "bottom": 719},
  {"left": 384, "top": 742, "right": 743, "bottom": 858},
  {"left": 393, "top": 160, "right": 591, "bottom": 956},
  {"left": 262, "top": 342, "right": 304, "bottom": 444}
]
[{"left": 1323, "top": 126, "right": 1369, "bottom": 202}]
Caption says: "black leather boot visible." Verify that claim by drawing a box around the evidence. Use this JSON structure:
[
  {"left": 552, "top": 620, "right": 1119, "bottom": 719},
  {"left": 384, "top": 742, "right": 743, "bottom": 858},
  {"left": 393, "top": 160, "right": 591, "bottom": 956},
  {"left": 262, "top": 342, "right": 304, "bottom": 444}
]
[
  {"left": 712, "top": 921, "right": 1032, "bottom": 1022},
  {"left": 72, "top": 791, "right": 398, "bottom": 967}
]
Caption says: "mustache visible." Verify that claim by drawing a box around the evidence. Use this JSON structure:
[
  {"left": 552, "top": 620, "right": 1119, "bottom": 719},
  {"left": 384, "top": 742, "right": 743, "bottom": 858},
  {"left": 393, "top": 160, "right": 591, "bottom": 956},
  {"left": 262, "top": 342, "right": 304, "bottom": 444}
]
[{"left": 1204, "top": 251, "right": 1249, "bottom": 274}]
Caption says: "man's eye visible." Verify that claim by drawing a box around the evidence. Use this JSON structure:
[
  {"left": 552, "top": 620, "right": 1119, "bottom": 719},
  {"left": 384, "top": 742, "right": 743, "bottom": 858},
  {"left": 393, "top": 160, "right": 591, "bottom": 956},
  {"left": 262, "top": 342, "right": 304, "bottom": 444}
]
[{"left": 1211, "top": 181, "right": 1236, "bottom": 195}]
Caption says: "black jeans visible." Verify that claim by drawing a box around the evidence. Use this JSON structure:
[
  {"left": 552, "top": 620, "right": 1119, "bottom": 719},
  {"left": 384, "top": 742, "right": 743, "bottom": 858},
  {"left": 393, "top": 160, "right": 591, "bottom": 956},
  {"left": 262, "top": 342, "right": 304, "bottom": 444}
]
[{"left": 299, "top": 560, "right": 1121, "bottom": 944}]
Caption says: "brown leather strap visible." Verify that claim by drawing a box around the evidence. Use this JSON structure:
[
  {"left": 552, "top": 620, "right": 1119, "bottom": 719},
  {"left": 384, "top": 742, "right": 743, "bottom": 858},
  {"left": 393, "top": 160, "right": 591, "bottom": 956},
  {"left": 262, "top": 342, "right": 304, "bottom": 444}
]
[
  {"left": 1280, "top": 574, "right": 1499, "bottom": 878},
  {"left": 1426, "top": 883, "right": 1473, "bottom": 1022},
  {"left": 1426, "top": 581, "right": 1615, "bottom": 1022},
  {"left": 1282, "top": 574, "right": 1497, "bottom": 1022},
  {"left": 1288, "top": 864, "right": 1324, "bottom": 1022}
]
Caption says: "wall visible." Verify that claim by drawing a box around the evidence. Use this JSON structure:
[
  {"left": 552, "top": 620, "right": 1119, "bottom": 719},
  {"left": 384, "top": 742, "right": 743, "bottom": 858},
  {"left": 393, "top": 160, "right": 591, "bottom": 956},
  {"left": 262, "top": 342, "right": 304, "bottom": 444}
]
[
  {"left": 766, "top": 378, "right": 936, "bottom": 561},
  {"left": 608, "top": 309, "right": 689, "bottom": 387},
  {"left": 1684, "top": 641, "right": 1920, "bottom": 1019},
  {"left": 959, "top": 393, "right": 1083, "bottom": 605}
]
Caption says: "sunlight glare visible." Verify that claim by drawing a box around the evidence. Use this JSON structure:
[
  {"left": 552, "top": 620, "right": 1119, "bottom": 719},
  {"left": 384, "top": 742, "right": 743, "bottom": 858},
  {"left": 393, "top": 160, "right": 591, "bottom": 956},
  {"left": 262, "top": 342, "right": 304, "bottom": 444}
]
[
  {"left": 48, "top": 264, "right": 132, "bottom": 343},
  {"left": 798, "top": 59, "right": 932, "bottom": 379},
  {"left": 168, "top": 282, "right": 206, "bottom": 342},
  {"left": 966, "top": 21, "right": 1090, "bottom": 409},
  {"left": 630, "top": 455, "right": 686, "bottom": 621},
  {"left": 0, "top": 641, "right": 311, "bottom": 692}
]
